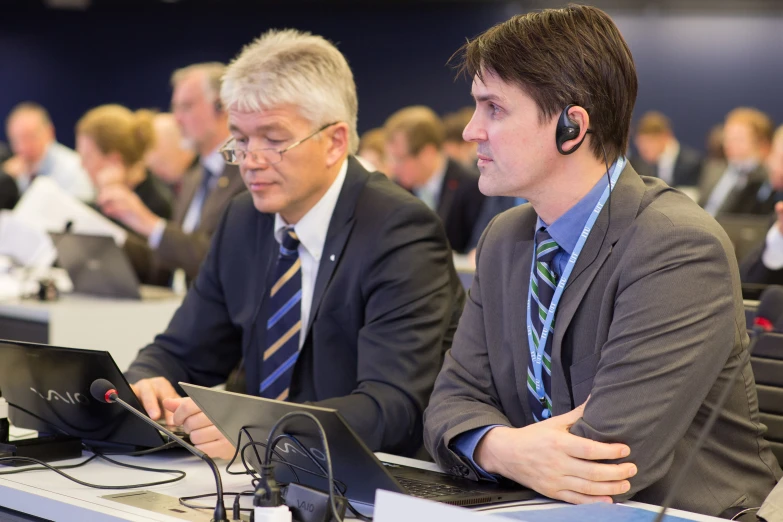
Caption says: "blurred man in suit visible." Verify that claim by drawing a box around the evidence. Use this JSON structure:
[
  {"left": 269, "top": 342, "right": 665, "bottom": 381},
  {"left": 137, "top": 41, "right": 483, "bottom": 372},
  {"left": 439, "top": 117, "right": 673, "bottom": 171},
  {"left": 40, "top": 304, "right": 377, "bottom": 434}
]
[
  {"left": 145, "top": 112, "right": 197, "bottom": 197},
  {"left": 740, "top": 126, "right": 783, "bottom": 285},
  {"left": 99, "top": 63, "right": 245, "bottom": 284},
  {"left": 124, "top": 29, "right": 464, "bottom": 459},
  {"left": 631, "top": 111, "right": 703, "bottom": 189},
  {"left": 443, "top": 107, "right": 478, "bottom": 171},
  {"left": 0, "top": 171, "right": 18, "bottom": 209},
  {"left": 0, "top": 141, "right": 10, "bottom": 162},
  {"left": 424, "top": 6, "right": 780, "bottom": 516},
  {"left": 701, "top": 108, "right": 772, "bottom": 216},
  {"left": 3, "top": 103, "right": 94, "bottom": 201},
  {"left": 385, "top": 106, "right": 485, "bottom": 253}
]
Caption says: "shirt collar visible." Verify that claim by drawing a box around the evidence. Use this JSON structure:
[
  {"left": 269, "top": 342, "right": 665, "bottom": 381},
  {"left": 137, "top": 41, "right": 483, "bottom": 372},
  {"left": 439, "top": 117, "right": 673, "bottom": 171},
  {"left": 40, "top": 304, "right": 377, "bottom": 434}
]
[
  {"left": 200, "top": 146, "right": 225, "bottom": 177},
  {"left": 414, "top": 156, "right": 447, "bottom": 200},
  {"left": 273, "top": 158, "right": 349, "bottom": 262},
  {"left": 659, "top": 139, "right": 680, "bottom": 167},
  {"left": 536, "top": 157, "right": 621, "bottom": 255}
]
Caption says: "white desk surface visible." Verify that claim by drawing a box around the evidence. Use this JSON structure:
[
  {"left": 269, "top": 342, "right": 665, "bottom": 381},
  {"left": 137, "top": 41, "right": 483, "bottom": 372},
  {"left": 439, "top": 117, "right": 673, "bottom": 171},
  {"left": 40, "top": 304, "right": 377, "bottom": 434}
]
[
  {"left": 0, "top": 448, "right": 725, "bottom": 522},
  {"left": 0, "top": 290, "right": 183, "bottom": 371}
]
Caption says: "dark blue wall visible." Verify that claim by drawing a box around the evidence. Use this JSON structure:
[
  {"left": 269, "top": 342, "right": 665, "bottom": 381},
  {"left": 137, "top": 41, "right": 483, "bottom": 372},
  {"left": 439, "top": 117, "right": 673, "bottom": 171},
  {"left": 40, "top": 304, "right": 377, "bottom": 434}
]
[{"left": 1, "top": 3, "right": 781, "bottom": 153}]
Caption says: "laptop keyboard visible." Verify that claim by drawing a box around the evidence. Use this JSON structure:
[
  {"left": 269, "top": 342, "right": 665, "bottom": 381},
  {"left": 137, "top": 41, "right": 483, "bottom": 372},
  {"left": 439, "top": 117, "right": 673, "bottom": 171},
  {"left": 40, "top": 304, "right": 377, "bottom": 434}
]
[{"left": 396, "top": 476, "right": 474, "bottom": 499}]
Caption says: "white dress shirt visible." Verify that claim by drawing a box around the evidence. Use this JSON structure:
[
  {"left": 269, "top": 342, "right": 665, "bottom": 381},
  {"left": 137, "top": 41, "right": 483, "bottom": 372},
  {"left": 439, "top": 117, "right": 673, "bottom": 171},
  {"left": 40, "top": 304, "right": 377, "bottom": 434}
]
[
  {"left": 762, "top": 223, "right": 783, "bottom": 270},
  {"left": 273, "top": 159, "right": 348, "bottom": 346},
  {"left": 657, "top": 140, "right": 680, "bottom": 186},
  {"left": 413, "top": 157, "right": 447, "bottom": 211},
  {"left": 17, "top": 142, "right": 94, "bottom": 202}
]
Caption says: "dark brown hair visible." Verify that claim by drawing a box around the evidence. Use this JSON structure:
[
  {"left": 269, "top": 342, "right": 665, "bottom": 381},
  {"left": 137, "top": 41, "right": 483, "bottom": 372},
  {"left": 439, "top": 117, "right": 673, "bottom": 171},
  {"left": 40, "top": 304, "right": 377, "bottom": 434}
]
[
  {"left": 453, "top": 4, "right": 638, "bottom": 163},
  {"left": 443, "top": 107, "right": 474, "bottom": 143}
]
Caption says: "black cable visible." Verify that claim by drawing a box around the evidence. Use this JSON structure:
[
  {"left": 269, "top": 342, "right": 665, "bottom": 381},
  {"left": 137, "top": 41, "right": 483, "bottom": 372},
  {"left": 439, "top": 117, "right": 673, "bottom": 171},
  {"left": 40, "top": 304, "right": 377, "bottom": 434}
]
[
  {"left": 179, "top": 491, "right": 255, "bottom": 513},
  {"left": 0, "top": 454, "right": 98, "bottom": 476},
  {"left": 0, "top": 454, "right": 186, "bottom": 489},
  {"left": 84, "top": 441, "right": 180, "bottom": 456},
  {"left": 264, "top": 412, "right": 342, "bottom": 522}
]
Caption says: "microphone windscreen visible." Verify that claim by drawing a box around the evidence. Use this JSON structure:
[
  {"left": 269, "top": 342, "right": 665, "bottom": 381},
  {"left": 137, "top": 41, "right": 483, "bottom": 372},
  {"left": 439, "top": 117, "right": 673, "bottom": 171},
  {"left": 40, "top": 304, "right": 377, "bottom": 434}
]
[
  {"left": 756, "top": 286, "right": 783, "bottom": 326},
  {"left": 90, "top": 378, "right": 117, "bottom": 403}
]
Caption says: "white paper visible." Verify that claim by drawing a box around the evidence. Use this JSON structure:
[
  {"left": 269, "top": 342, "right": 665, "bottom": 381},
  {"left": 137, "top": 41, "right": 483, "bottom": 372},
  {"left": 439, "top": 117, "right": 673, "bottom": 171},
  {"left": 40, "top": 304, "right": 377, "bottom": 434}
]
[
  {"left": 374, "top": 490, "right": 495, "bottom": 521},
  {"left": 0, "top": 210, "right": 58, "bottom": 268},
  {"left": 13, "top": 177, "right": 127, "bottom": 245}
]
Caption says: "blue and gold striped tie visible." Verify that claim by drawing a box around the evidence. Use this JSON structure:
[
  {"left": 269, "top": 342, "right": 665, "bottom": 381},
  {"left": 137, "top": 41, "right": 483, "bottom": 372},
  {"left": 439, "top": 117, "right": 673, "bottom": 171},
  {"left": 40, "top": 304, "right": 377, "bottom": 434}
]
[
  {"left": 261, "top": 227, "right": 302, "bottom": 401},
  {"left": 527, "top": 228, "right": 560, "bottom": 422}
]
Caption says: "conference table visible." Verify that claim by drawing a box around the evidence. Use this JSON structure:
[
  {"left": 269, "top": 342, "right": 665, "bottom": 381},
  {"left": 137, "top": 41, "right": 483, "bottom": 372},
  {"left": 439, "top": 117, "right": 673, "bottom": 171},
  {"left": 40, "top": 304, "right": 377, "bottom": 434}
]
[
  {"left": 0, "top": 289, "right": 183, "bottom": 372},
  {"left": 0, "top": 442, "right": 726, "bottom": 522}
]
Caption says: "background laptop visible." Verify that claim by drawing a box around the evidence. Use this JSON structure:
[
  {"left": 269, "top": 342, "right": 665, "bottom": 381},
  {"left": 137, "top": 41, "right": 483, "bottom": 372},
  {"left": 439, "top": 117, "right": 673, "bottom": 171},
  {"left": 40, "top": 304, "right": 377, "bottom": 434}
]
[
  {"left": 716, "top": 213, "right": 770, "bottom": 262},
  {"left": 182, "top": 383, "right": 536, "bottom": 508},
  {"left": 0, "top": 340, "right": 166, "bottom": 449},
  {"left": 51, "top": 232, "right": 142, "bottom": 300}
]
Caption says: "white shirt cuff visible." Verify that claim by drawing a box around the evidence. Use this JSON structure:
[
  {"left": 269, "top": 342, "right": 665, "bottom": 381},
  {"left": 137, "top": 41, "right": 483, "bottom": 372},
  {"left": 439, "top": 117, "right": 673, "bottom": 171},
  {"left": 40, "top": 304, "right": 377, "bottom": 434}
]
[
  {"left": 147, "top": 219, "right": 167, "bottom": 250},
  {"left": 762, "top": 224, "right": 783, "bottom": 270}
]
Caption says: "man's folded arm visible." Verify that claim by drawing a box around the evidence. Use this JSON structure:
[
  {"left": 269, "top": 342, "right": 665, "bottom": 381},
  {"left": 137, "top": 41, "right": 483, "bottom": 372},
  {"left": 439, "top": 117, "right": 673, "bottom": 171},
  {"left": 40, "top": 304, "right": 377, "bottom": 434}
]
[{"left": 570, "top": 224, "right": 740, "bottom": 502}]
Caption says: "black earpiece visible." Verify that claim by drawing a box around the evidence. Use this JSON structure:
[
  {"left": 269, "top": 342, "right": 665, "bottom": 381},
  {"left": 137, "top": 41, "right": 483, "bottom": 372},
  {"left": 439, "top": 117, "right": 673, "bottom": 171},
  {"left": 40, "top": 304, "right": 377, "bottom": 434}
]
[
  {"left": 556, "top": 104, "right": 591, "bottom": 155},
  {"left": 214, "top": 99, "right": 223, "bottom": 114}
]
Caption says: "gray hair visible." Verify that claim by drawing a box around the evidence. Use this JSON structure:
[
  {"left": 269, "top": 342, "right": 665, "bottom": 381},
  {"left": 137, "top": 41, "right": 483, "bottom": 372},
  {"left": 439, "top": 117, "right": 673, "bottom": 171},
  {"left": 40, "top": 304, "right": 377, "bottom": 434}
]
[
  {"left": 221, "top": 29, "right": 359, "bottom": 153},
  {"left": 171, "top": 62, "right": 226, "bottom": 101}
]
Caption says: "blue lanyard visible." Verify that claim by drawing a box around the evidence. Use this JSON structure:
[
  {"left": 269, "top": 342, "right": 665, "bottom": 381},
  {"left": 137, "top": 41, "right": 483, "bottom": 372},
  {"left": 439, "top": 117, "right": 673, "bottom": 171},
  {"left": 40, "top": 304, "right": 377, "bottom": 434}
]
[{"left": 526, "top": 157, "right": 626, "bottom": 404}]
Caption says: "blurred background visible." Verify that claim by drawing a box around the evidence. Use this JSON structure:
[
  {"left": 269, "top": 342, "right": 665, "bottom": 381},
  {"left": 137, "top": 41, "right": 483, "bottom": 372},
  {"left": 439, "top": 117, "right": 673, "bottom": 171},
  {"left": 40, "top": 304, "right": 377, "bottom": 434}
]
[{"left": 2, "top": 0, "right": 782, "bottom": 151}]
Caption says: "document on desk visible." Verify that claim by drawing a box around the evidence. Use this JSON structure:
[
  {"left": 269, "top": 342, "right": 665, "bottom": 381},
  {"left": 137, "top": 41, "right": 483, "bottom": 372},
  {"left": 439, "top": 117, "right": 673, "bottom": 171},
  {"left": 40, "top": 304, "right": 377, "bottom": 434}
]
[
  {"left": 495, "top": 503, "right": 693, "bottom": 521},
  {"left": 374, "top": 490, "right": 694, "bottom": 521},
  {"left": 12, "top": 177, "right": 127, "bottom": 245},
  {"left": 0, "top": 210, "right": 57, "bottom": 268}
]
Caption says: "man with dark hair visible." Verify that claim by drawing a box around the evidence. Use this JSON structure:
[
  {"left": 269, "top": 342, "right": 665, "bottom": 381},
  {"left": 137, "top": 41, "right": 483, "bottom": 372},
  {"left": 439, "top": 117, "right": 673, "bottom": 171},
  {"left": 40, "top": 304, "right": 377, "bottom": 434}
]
[
  {"left": 384, "top": 105, "right": 485, "bottom": 254},
  {"left": 424, "top": 5, "right": 780, "bottom": 516},
  {"left": 631, "top": 111, "right": 703, "bottom": 188}
]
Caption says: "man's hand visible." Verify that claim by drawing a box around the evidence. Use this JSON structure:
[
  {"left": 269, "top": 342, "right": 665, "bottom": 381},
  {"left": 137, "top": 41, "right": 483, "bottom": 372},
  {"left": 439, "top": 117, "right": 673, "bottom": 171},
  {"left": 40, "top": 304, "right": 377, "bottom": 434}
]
[
  {"left": 2, "top": 156, "right": 28, "bottom": 179},
  {"left": 164, "top": 397, "right": 236, "bottom": 460},
  {"left": 130, "top": 377, "right": 180, "bottom": 425},
  {"left": 775, "top": 202, "right": 783, "bottom": 235},
  {"left": 475, "top": 402, "right": 637, "bottom": 505},
  {"left": 98, "top": 184, "right": 161, "bottom": 237}
]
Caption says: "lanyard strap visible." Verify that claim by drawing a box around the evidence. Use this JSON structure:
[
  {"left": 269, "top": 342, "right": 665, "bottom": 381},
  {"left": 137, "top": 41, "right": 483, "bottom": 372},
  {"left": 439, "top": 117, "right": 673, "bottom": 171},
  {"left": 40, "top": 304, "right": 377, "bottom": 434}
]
[{"left": 526, "top": 157, "right": 626, "bottom": 398}]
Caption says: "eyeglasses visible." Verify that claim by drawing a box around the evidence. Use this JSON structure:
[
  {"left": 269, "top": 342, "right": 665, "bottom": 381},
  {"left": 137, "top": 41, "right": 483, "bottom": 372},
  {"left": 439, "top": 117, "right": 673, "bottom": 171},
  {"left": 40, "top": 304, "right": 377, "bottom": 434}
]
[{"left": 219, "top": 122, "right": 339, "bottom": 166}]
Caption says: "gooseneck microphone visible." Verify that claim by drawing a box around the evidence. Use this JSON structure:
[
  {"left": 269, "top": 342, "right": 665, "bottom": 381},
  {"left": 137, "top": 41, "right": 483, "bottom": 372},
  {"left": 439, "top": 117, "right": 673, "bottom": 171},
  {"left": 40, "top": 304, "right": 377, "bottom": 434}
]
[
  {"left": 653, "top": 286, "right": 783, "bottom": 522},
  {"left": 90, "top": 379, "right": 228, "bottom": 522}
]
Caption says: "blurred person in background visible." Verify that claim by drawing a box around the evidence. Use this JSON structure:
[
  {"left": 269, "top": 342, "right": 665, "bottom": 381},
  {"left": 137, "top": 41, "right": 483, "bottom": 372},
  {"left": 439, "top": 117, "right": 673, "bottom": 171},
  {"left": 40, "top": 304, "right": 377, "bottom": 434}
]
[
  {"left": 145, "top": 112, "right": 197, "bottom": 197},
  {"left": 740, "top": 125, "right": 783, "bottom": 285},
  {"left": 356, "top": 127, "right": 388, "bottom": 175},
  {"left": 0, "top": 141, "right": 9, "bottom": 162},
  {"left": 631, "top": 111, "right": 702, "bottom": 188},
  {"left": 0, "top": 171, "right": 18, "bottom": 210},
  {"left": 385, "top": 105, "right": 485, "bottom": 254},
  {"left": 442, "top": 107, "right": 478, "bottom": 171},
  {"left": 3, "top": 102, "right": 94, "bottom": 201},
  {"left": 77, "top": 105, "right": 173, "bottom": 222},
  {"left": 701, "top": 107, "right": 772, "bottom": 216}
]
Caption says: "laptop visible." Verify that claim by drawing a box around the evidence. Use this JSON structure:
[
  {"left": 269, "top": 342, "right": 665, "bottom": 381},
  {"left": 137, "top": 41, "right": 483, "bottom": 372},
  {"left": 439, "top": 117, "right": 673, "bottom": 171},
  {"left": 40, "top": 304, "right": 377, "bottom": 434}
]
[
  {"left": 51, "top": 232, "right": 142, "bottom": 300},
  {"left": 0, "top": 340, "right": 168, "bottom": 449},
  {"left": 181, "top": 383, "right": 537, "bottom": 508},
  {"left": 716, "top": 214, "right": 770, "bottom": 262}
]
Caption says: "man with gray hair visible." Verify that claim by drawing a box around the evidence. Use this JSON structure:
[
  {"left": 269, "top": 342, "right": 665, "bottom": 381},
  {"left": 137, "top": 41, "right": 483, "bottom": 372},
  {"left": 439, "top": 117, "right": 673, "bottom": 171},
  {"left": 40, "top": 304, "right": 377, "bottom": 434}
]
[
  {"left": 99, "top": 63, "right": 245, "bottom": 284},
  {"left": 124, "top": 29, "right": 464, "bottom": 458}
]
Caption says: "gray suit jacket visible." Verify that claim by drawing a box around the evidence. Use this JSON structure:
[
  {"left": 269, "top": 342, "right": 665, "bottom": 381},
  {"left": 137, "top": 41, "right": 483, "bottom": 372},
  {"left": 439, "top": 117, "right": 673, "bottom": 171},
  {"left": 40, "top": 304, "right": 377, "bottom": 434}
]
[
  {"left": 124, "top": 162, "right": 246, "bottom": 284},
  {"left": 424, "top": 164, "right": 781, "bottom": 516}
]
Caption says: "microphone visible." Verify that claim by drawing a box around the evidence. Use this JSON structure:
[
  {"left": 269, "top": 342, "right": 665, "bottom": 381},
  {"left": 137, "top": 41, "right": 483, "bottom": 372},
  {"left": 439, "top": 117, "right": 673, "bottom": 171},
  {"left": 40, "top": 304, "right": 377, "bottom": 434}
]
[
  {"left": 90, "top": 379, "right": 229, "bottom": 522},
  {"left": 652, "top": 285, "right": 783, "bottom": 522}
]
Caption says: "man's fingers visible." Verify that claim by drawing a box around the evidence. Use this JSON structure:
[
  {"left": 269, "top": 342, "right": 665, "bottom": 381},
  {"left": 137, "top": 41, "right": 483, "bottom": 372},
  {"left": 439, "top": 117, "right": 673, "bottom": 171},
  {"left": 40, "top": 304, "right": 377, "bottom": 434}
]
[
  {"left": 565, "top": 458, "right": 637, "bottom": 483},
  {"left": 555, "top": 490, "right": 614, "bottom": 505},
  {"left": 551, "top": 401, "right": 587, "bottom": 427},
  {"left": 561, "top": 476, "right": 631, "bottom": 497},
  {"left": 563, "top": 434, "right": 631, "bottom": 461},
  {"left": 171, "top": 397, "right": 202, "bottom": 427},
  {"left": 181, "top": 411, "right": 214, "bottom": 435},
  {"left": 188, "top": 425, "right": 223, "bottom": 446},
  {"left": 137, "top": 385, "right": 161, "bottom": 420},
  {"left": 194, "top": 437, "right": 236, "bottom": 460}
]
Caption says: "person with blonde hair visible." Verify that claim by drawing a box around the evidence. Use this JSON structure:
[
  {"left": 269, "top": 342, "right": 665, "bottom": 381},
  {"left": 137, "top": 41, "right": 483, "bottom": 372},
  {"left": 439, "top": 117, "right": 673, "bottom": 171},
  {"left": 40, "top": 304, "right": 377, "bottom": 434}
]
[
  {"left": 124, "top": 29, "right": 463, "bottom": 460},
  {"left": 77, "top": 105, "right": 173, "bottom": 221}
]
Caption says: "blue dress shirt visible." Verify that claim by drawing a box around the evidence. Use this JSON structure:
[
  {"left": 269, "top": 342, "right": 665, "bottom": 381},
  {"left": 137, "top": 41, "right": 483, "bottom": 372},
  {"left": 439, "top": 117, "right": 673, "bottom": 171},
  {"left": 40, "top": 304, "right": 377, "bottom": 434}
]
[{"left": 451, "top": 160, "right": 619, "bottom": 480}]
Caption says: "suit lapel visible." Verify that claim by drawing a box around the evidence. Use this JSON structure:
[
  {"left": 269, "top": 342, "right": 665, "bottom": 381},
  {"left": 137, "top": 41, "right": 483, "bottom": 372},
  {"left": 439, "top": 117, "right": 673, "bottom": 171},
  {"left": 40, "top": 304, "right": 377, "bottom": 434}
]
[
  {"left": 303, "top": 157, "right": 366, "bottom": 342},
  {"left": 201, "top": 164, "right": 242, "bottom": 225},
  {"left": 174, "top": 164, "right": 201, "bottom": 225},
  {"left": 550, "top": 165, "right": 646, "bottom": 413},
  {"left": 436, "top": 160, "right": 458, "bottom": 222},
  {"left": 510, "top": 232, "right": 537, "bottom": 425}
]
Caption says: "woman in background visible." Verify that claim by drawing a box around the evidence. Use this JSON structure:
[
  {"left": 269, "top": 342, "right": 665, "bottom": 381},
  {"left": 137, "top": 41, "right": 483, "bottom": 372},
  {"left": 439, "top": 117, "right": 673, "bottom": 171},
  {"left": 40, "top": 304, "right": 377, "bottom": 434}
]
[{"left": 76, "top": 105, "right": 172, "bottom": 221}]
